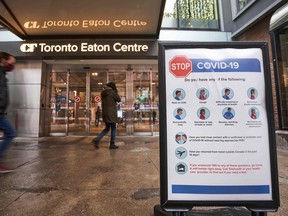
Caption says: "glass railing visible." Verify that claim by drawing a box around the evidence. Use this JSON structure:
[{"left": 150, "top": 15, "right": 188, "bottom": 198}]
[{"left": 162, "top": 0, "right": 220, "bottom": 30}]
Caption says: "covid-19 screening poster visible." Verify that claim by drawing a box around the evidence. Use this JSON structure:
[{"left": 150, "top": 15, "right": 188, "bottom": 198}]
[{"left": 159, "top": 42, "right": 279, "bottom": 211}]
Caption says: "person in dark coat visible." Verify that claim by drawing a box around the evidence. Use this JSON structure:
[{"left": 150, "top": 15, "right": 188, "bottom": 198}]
[
  {"left": 0, "top": 52, "right": 16, "bottom": 173},
  {"left": 92, "top": 82, "right": 121, "bottom": 149}
]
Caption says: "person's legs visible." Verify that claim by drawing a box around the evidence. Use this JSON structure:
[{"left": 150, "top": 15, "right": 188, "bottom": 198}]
[
  {"left": 109, "top": 123, "right": 118, "bottom": 149},
  {"left": 92, "top": 122, "right": 110, "bottom": 148},
  {"left": 0, "top": 116, "right": 16, "bottom": 159},
  {"left": 0, "top": 116, "right": 16, "bottom": 173},
  {"left": 110, "top": 123, "right": 116, "bottom": 142}
]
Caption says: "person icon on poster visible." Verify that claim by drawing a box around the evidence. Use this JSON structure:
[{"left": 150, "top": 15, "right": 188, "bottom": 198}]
[
  {"left": 197, "top": 107, "right": 210, "bottom": 120},
  {"left": 223, "top": 107, "right": 235, "bottom": 120},
  {"left": 175, "top": 134, "right": 181, "bottom": 143},
  {"left": 199, "top": 108, "right": 206, "bottom": 120},
  {"left": 251, "top": 108, "right": 257, "bottom": 119},
  {"left": 174, "top": 108, "right": 186, "bottom": 120},
  {"left": 247, "top": 88, "right": 258, "bottom": 100},
  {"left": 181, "top": 134, "right": 187, "bottom": 143},
  {"left": 249, "top": 107, "right": 259, "bottom": 119},
  {"left": 222, "top": 88, "right": 234, "bottom": 100},
  {"left": 175, "top": 132, "right": 187, "bottom": 144},
  {"left": 173, "top": 88, "right": 185, "bottom": 101},
  {"left": 174, "top": 90, "right": 182, "bottom": 100},
  {"left": 197, "top": 88, "right": 209, "bottom": 100}
]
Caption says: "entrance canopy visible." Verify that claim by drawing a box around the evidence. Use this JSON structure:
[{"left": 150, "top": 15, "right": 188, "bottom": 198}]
[{"left": 0, "top": 0, "right": 166, "bottom": 40}]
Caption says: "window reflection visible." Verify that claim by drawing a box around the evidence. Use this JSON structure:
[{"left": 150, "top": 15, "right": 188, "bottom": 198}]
[
  {"left": 277, "top": 30, "right": 288, "bottom": 128},
  {"left": 237, "top": 0, "right": 252, "bottom": 11},
  {"left": 162, "top": 0, "right": 219, "bottom": 30},
  {"left": 162, "top": 0, "right": 178, "bottom": 28}
]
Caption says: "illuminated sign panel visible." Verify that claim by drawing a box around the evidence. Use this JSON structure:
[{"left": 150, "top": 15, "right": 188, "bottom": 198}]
[
  {"left": 20, "top": 42, "right": 149, "bottom": 53},
  {"left": 0, "top": 0, "right": 166, "bottom": 39},
  {"left": 0, "top": 40, "right": 157, "bottom": 58},
  {"left": 19, "top": 41, "right": 151, "bottom": 54}
]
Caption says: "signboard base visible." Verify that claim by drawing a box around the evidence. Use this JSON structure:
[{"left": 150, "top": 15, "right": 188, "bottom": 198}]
[
  {"left": 154, "top": 205, "right": 189, "bottom": 216},
  {"left": 154, "top": 204, "right": 276, "bottom": 216}
]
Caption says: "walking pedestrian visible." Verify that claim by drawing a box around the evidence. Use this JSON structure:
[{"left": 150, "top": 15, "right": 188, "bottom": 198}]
[
  {"left": 0, "top": 52, "right": 16, "bottom": 173},
  {"left": 92, "top": 82, "right": 121, "bottom": 149}
]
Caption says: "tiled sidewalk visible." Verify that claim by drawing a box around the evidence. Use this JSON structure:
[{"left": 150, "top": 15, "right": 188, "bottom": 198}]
[{"left": 0, "top": 135, "right": 287, "bottom": 216}]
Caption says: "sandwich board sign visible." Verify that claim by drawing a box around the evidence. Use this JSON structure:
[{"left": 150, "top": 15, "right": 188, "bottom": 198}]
[{"left": 158, "top": 42, "right": 279, "bottom": 213}]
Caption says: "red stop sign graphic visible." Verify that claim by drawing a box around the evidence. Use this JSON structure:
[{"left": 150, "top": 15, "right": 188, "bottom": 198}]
[
  {"left": 94, "top": 96, "right": 101, "bottom": 102},
  {"left": 169, "top": 56, "right": 192, "bottom": 77}
]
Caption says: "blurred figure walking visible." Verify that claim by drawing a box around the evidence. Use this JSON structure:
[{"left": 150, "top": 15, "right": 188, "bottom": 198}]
[{"left": 0, "top": 52, "right": 16, "bottom": 173}]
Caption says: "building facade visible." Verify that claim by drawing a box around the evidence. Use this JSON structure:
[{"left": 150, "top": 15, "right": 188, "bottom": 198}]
[
  {"left": 220, "top": 0, "right": 288, "bottom": 131},
  {"left": 0, "top": 0, "right": 287, "bottom": 137}
]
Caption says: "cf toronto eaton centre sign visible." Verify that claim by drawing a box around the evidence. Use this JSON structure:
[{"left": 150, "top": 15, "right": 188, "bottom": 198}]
[
  {"left": 20, "top": 42, "right": 149, "bottom": 53},
  {"left": 23, "top": 20, "right": 147, "bottom": 29},
  {"left": 16, "top": 40, "right": 158, "bottom": 58}
]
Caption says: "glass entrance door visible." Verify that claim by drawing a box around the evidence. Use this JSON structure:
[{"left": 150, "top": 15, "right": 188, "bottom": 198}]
[
  {"left": 50, "top": 71, "right": 89, "bottom": 136},
  {"left": 132, "top": 70, "right": 159, "bottom": 135},
  {"left": 50, "top": 71, "right": 69, "bottom": 135},
  {"left": 68, "top": 72, "right": 89, "bottom": 135},
  {"left": 49, "top": 62, "right": 159, "bottom": 136}
]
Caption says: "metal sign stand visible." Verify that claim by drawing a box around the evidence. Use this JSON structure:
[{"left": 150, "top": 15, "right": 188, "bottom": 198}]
[
  {"left": 251, "top": 212, "right": 267, "bottom": 216},
  {"left": 154, "top": 205, "right": 271, "bottom": 215}
]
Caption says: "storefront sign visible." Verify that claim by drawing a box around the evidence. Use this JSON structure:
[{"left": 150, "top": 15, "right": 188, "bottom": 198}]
[
  {"left": 158, "top": 42, "right": 279, "bottom": 211},
  {"left": 0, "top": 40, "right": 158, "bottom": 59},
  {"left": 23, "top": 19, "right": 147, "bottom": 29},
  {"left": 0, "top": 0, "right": 165, "bottom": 39},
  {"left": 20, "top": 42, "right": 149, "bottom": 53}
]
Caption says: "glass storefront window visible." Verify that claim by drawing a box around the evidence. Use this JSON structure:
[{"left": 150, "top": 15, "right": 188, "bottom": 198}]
[
  {"left": 277, "top": 29, "right": 288, "bottom": 128},
  {"left": 162, "top": 0, "right": 220, "bottom": 30}
]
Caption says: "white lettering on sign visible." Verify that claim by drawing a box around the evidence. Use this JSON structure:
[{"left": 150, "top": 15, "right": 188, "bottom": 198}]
[
  {"left": 81, "top": 43, "right": 110, "bottom": 52},
  {"left": 39, "top": 43, "right": 78, "bottom": 52},
  {"left": 113, "top": 20, "right": 147, "bottom": 28},
  {"left": 171, "top": 63, "right": 191, "bottom": 71},
  {"left": 20, "top": 43, "right": 38, "bottom": 52},
  {"left": 42, "top": 20, "right": 80, "bottom": 28},
  {"left": 24, "top": 19, "right": 147, "bottom": 29},
  {"left": 197, "top": 61, "right": 240, "bottom": 70},
  {"left": 24, "top": 21, "right": 40, "bottom": 28},
  {"left": 20, "top": 43, "right": 149, "bottom": 53},
  {"left": 113, "top": 43, "right": 148, "bottom": 52},
  {"left": 82, "top": 20, "right": 110, "bottom": 28}
]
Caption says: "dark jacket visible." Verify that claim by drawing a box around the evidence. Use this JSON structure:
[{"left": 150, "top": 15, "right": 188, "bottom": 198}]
[
  {"left": 101, "top": 86, "right": 121, "bottom": 123},
  {"left": 0, "top": 66, "right": 9, "bottom": 113}
]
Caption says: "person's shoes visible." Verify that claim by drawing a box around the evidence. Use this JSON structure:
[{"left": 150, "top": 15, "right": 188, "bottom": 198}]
[
  {"left": 0, "top": 163, "right": 14, "bottom": 174},
  {"left": 109, "top": 144, "right": 119, "bottom": 149},
  {"left": 92, "top": 139, "right": 100, "bottom": 149}
]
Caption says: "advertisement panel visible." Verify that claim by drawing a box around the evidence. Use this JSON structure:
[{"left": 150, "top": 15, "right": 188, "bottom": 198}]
[{"left": 159, "top": 42, "right": 279, "bottom": 211}]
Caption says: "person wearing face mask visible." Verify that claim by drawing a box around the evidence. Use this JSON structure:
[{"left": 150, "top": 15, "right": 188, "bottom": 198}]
[{"left": 0, "top": 52, "right": 16, "bottom": 173}]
